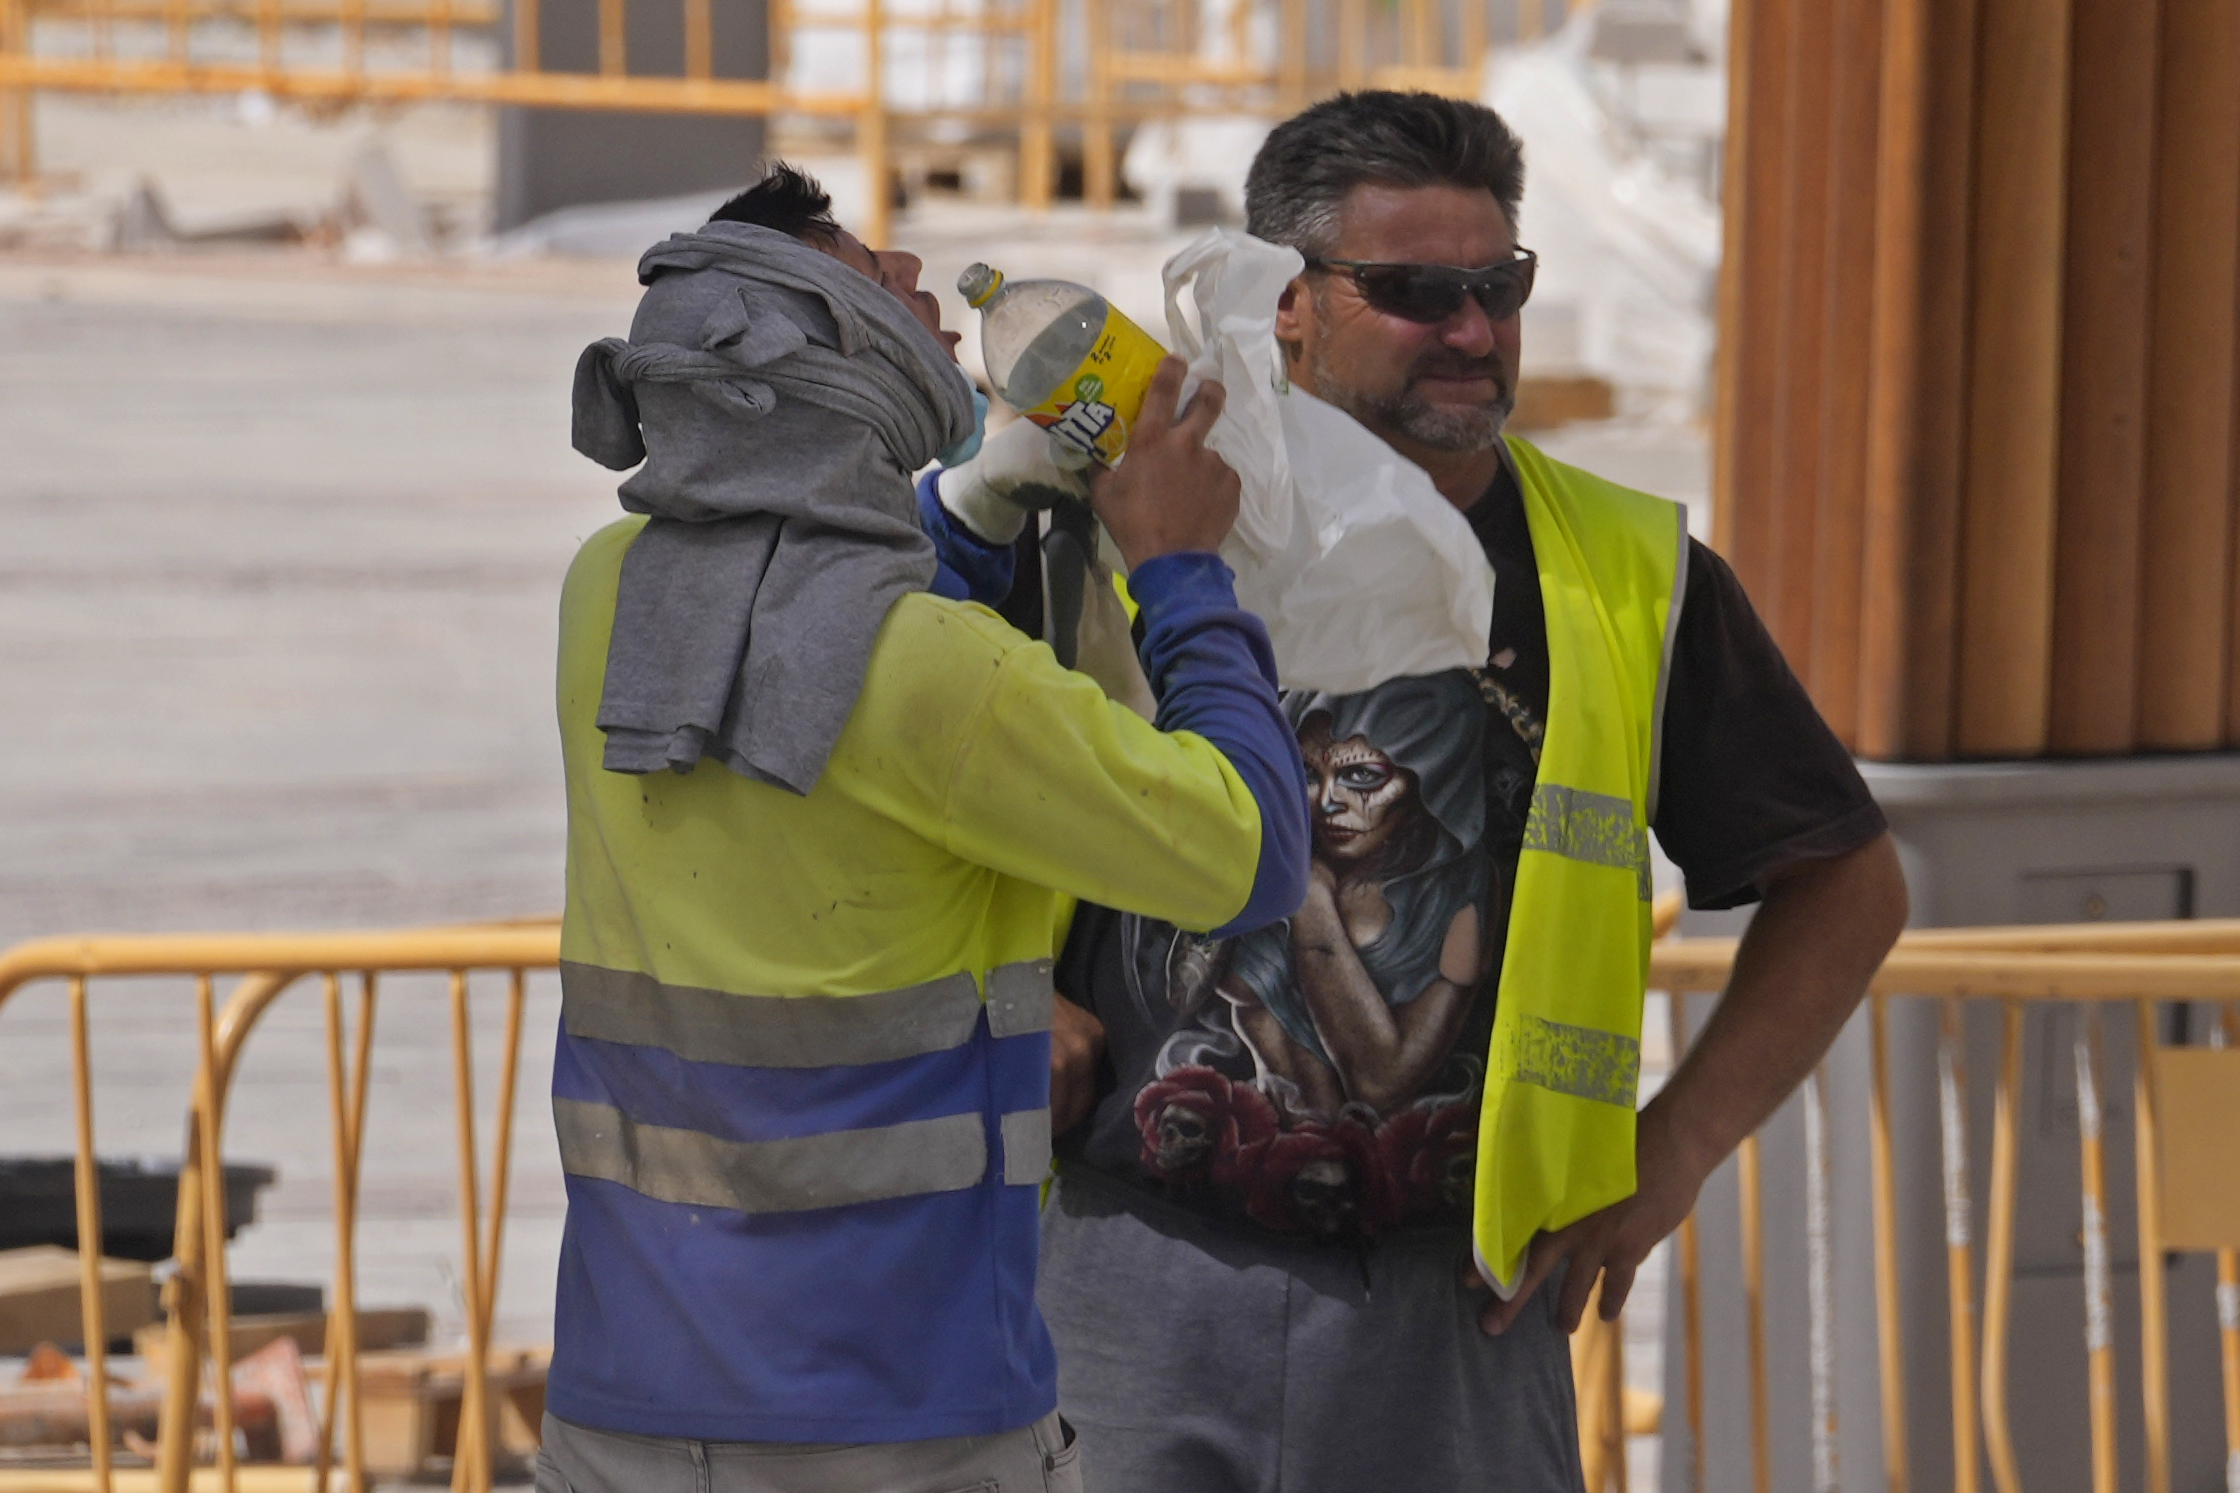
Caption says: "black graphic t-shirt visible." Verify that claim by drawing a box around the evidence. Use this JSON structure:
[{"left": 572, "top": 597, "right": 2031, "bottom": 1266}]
[{"left": 1053, "top": 455, "right": 1888, "bottom": 1243}]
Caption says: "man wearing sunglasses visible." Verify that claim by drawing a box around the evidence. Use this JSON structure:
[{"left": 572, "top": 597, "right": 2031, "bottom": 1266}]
[{"left": 1030, "top": 90, "right": 1907, "bottom": 1489}]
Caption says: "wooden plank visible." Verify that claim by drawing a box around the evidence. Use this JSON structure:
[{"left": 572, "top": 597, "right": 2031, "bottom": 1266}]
[
  {"left": 0, "top": 1246, "right": 155, "bottom": 1355},
  {"left": 1806, "top": 0, "right": 1883, "bottom": 747},
  {"left": 2045, "top": 0, "right": 2158, "bottom": 753},
  {"left": 1857, "top": 0, "right": 1976, "bottom": 760},
  {"left": 1763, "top": 0, "right": 1840, "bottom": 666},
  {"left": 2137, "top": 0, "right": 2240, "bottom": 748},
  {"left": 1710, "top": 0, "right": 1795, "bottom": 589},
  {"left": 1954, "top": 0, "right": 2070, "bottom": 757}
]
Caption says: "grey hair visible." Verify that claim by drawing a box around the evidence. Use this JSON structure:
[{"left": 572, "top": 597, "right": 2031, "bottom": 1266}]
[{"left": 1244, "top": 91, "right": 1526, "bottom": 257}]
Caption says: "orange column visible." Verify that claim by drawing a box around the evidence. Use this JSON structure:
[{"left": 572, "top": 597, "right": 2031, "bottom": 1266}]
[
  {"left": 2046, "top": 0, "right": 2159, "bottom": 753},
  {"left": 1762, "top": 0, "right": 1840, "bottom": 664},
  {"left": 1711, "top": 0, "right": 1796, "bottom": 588},
  {"left": 2137, "top": 0, "right": 2240, "bottom": 747},
  {"left": 1953, "top": 0, "right": 2071, "bottom": 757},
  {"left": 1856, "top": 0, "right": 1976, "bottom": 761},
  {"left": 1806, "top": 0, "right": 1885, "bottom": 745}
]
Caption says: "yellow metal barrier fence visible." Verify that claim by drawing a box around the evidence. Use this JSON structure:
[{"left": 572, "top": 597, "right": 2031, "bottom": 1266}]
[
  {"left": 1644, "top": 923, "right": 2240, "bottom": 1493},
  {"left": 0, "top": 923, "right": 561, "bottom": 1493},
  {"left": 39, "top": 902, "right": 2231, "bottom": 1493}
]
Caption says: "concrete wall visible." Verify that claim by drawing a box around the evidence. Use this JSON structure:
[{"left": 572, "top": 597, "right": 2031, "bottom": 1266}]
[
  {"left": 495, "top": 0, "right": 770, "bottom": 233},
  {"left": 1663, "top": 755, "right": 2240, "bottom": 1492}
]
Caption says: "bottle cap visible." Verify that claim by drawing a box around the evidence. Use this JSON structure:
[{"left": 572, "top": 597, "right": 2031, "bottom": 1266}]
[{"left": 958, "top": 263, "right": 1004, "bottom": 309}]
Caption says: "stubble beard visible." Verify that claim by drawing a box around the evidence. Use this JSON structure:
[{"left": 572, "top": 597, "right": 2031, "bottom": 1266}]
[{"left": 1305, "top": 290, "right": 1514, "bottom": 453}]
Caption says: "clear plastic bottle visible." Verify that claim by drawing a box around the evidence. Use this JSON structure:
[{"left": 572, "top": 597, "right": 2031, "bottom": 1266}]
[{"left": 959, "top": 263, "right": 1168, "bottom": 466}]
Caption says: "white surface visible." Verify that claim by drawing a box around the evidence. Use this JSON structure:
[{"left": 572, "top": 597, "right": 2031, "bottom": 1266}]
[{"left": 1488, "top": 15, "right": 1723, "bottom": 416}]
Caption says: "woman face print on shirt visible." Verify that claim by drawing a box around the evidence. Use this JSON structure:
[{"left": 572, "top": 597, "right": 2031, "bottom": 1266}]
[{"left": 1121, "top": 670, "right": 1498, "bottom": 1239}]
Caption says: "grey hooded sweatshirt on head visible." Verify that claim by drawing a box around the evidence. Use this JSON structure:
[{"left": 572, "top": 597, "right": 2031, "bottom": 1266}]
[{"left": 571, "top": 219, "right": 976, "bottom": 796}]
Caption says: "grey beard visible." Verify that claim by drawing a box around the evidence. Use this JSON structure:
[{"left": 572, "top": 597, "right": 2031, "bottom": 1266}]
[{"left": 1307, "top": 345, "right": 1512, "bottom": 453}]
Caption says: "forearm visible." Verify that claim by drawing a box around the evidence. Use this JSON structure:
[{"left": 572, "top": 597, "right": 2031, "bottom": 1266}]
[
  {"left": 1132, "top": 552, "right": 1311, "bottom": 934},
  {"left": 1649, "top": 832, "right": 1907, "bottom": 1178}
]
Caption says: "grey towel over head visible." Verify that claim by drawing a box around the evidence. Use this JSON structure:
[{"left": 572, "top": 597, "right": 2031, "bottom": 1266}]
[{"left": 571, "top": 219, "right": 976, "bottom": 795}]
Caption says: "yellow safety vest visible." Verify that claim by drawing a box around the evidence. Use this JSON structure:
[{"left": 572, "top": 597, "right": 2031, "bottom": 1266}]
[
  {"left": 547, "top": 515, "right": 1269, "bottom": 1442},
  {"left": 1472, "top": 437, "right": 1688, "bottom": 1295}
]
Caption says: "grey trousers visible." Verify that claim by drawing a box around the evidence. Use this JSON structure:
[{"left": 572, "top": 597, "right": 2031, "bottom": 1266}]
[
  {"left": 537, "top": 1410, "right": 1083, "bottom": 1493},
  {"left": 1037, "top": 1169, "right": 1586, "bottom": 1493}
]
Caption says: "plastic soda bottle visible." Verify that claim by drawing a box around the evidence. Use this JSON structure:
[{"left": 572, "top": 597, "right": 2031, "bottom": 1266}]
[{"left": 958, "top": 263, "right": 1169, "bottom": 465}]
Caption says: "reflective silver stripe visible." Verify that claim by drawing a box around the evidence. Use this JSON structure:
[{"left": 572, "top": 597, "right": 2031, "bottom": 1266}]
[
  {"left": 986, "top": 960, "right": 1056, "bottom": 1038},
  {"left": 1646, "top": 513, "right": 1689, "bottom": 828},
  {"left": 561, "top": 959, "right": 1055, "bottom": 1069},
  {"left": 1507, "top": 1015, "right": 1641, "bottom": 1109},
  {"left": 1522, "top": 783, "right": 1652, "bottom": 899},
  {"left": 553, "top": 1097, "right": 986, "bottom": 1214},
  {"left": 1000, "top": 1108, "right": 1053, "bottom": 1185}
]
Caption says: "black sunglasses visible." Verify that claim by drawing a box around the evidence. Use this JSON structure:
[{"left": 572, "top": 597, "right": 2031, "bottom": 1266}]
[{"left": 1303, "top": 250, "right": 1539, "bottom": 325}]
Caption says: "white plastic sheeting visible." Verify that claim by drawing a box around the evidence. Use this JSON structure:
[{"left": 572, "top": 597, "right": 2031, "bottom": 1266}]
[
  {"left": 1485, "top": 13, "right": 1722, "bottom": 416},
  {"left": 1164, "top": 227, "right": 1494, "bottom": 692},
  {"left": 1120, "top": 114, "right": 1273, "bottom": 229}
]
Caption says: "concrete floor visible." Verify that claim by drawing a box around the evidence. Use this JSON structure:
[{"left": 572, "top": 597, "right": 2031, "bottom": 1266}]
[
  {"left": 0, "top": 248, "right": 635, "bottom": 1355},
  {"left": 0, "top": 126, "right": 1701, "bottom": 1480}
]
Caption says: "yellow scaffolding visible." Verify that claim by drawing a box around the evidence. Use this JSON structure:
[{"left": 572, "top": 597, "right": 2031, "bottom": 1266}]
[{"left": 0, "top": 0, "right": 1593, "bottom": 241}]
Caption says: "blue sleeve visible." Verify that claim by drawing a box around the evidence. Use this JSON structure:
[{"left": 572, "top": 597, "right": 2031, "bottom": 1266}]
[
  {"left": 916, "top": 468, "right": 1017, "bottom": 607},
  {"left": 1127, "top": 551, "right": 1310, "bottom": 936}
]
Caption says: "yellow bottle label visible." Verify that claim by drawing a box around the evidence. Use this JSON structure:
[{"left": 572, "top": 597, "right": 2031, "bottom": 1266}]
[{"left": 1023, "top": 305, "right": 1168, "bottom": 465}]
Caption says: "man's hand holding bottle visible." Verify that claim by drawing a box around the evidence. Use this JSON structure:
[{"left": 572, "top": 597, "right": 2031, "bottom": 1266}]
[
  {"left": 1089, "top": 358, "right": 1240, "bottom": 570},
  {"left": 937, "top": 357, "right": 1241, "bottom": 568}
]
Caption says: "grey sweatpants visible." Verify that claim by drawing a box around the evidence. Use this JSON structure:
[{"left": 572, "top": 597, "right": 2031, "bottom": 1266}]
[
  {"left": 1037, "top": 1170, "right": 1585, "bottom": 1493},
  {"left": 537, "top": 1410, "right": 1083, "bottom": 1493}
]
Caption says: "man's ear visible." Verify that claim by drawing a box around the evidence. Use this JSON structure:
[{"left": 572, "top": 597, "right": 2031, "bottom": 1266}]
[
  {"left": 1272, "top": 276, "right": 1310, "bottom": 342},
  {"left": 1273, "top": 275, "right": 1313, "bottom": 377}
]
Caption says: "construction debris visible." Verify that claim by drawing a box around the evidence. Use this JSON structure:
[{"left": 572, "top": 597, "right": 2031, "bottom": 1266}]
[
  {"left": 134, "top": 1306, "right": 430, "bottom": 1376},
  {"left": 0, "top": 1337, "right": 332, "bottom": 1463},
  {"left": 0, "top": 1342, "right": 279, "bottom": 1456},
  {"left": 0, "top": 1248, "right": 156, "bottom": 1356},
  {"left": 1509, "top": 374, "right": 1619, "bottom": 433},
  {"left": 336, "top": 144, "right": 430, "bottom": 258},
  {"left": 356, "top": 1345, "right": 547, "bottom": 1479},
  {"left": 227, "top": 1338, "right": 319, "bottom": 1464},
  {"left": 0, "top": 1157, "right": 276, "bottom": 1264}
]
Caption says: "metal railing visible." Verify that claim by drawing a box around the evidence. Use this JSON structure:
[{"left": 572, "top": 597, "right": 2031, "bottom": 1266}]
[
  {"left": 1647, "top": 923, "right": 2240, "bottom": 1493},
  {"left": 34, "top": 902, "right": 2230, "bottom": 1493},
  {"left": 0, "top": 922, "right": 562, "bottom": 1493}
]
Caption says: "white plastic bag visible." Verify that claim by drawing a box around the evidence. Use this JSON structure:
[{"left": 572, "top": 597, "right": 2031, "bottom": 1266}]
[{"left": 1162, "top": 228, "right": 1494, "bottom": 694}]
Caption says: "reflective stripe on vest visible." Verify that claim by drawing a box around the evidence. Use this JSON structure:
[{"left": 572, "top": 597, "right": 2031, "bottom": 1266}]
[
  {"left": 1521, "top": 783, "right": 1653, "bottom": 900},
  {"left": 560, "top": 959, "right": 1056, "bottom": 1067},
  {"left": 555, "top": 959, "right": 1056, "bottom": 1213},
  {"left": 1473, "top": 437, "right": 1686, "bottom": 1297}
]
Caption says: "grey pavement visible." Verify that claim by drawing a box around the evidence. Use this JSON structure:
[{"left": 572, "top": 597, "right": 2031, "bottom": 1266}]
[{"left": 1, "top": 249, "right": 634, "bottom": 1350}]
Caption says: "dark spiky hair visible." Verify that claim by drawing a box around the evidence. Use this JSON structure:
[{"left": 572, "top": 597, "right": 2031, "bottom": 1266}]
[
  {"left": 709, "top": 161, "right": 845, "bottom": 243},
  {"left": 1245, "top": 91, "right": 1526, "bottom": 256}
]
